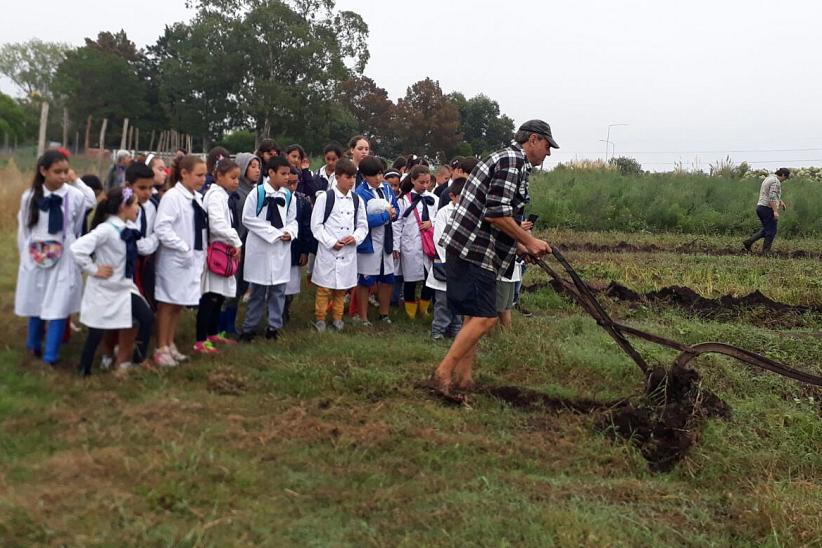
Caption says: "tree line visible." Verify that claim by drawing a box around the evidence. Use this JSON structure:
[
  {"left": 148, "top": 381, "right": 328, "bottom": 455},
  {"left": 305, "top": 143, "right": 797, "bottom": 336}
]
[{"left": 0, "top": 0, "right": 514, "bottom": 161}]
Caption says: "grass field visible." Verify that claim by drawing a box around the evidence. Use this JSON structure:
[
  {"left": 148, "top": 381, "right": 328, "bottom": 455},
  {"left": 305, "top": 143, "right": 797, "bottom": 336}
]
[
  {"left": 1, "top": 154, "right": 820, "bottom": 545},
  {"left": 1, "top": 224, "right": 820, "bottom": 545}
]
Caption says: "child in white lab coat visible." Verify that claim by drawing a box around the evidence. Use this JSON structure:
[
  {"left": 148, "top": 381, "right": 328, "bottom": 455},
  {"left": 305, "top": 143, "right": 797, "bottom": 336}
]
[
  {"left": 238, "top": 156, "right": 298, "bottom": 342},
  {"left": 15, "top": 150, "right": 87, "bottom": 365},
  {"left": 393, "top": 165, "right": 438, "bottom": 320},
  {"left": 195, "top": 158, "right": 242, "bottom": 353},
  {"left": 311, "top": 159, "right": 368, "bottom": 332},
  {"left": 153, "top": 155, "right": 208, "bottom": 367},
  {"left": 71, "top": 187, "right": 154, "bottom": 375}
]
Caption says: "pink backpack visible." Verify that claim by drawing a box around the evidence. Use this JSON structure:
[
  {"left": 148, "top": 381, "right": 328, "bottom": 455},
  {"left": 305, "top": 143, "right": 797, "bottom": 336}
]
[{"left": 207, "top": 241, "right": 239, "bottom": 277}]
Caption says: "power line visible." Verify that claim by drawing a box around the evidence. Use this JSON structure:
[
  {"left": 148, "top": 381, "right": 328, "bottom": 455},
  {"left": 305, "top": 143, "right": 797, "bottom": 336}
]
[{"left": 552, "top": 147, "right": 822, "bottom": 155}]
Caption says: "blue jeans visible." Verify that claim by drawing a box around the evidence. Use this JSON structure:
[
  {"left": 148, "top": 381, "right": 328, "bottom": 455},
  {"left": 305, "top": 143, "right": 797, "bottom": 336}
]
[{"left": 26, "top": 317, "right": 66, "bottom": 364}]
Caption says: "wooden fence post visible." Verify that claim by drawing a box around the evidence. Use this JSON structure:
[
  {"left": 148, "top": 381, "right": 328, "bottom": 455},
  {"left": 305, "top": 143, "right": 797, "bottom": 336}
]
[
  {"left": 37, "top": 101, "right": 50, "bottom": 157},
  {"left": 120, "top": 118, "right": 130, "bottom": 151},
  {"left": 62, "top": 107, "right": 70, "bottom": 148},
  {"left": 84, "top": 115, "right": 93, "bottom": 153},
  {"left": 97, "top": 118, "right": 109, "bottom": 178}
]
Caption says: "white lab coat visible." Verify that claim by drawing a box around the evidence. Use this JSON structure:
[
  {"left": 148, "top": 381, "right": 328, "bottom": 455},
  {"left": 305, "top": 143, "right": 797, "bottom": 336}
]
[
  {"left": 69, "top": 177, "right": 97, "bottom": 211},
  {"left": 393, "top": 191, "right": 437, "bottom": 282},
  {"left": 426, "top": 202, "right": 456, "bottom": 293},
  {"left": 14, "top": 183, "right": 86, "bottom": 320},
  {"left": 202, "top": 185, "right": 242, "bottom": 297},
  {"left": 242, "top": 182, "right": 297, "bottom": 286},
  {"left": 71, "top": 216, "right": 143, "bottom": 329},
  {"left": 153, "top": 182, "right": 207, "bottom": 306},
  {"left": 311, "top": 188, "right": 368, "bottom": 290}
]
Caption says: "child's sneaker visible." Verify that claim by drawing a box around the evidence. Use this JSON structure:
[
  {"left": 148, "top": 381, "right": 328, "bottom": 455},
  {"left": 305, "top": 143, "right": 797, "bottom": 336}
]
[
  {"left": 265, "top": 328, "right": 279, "bottom": 340},
  {"left": 193, "top": 341, "right": 219, "bottom": 355},
  {"left": 360, "top": 320, "right": 373, "bottom": 328},
  {"left": 314, "top": 320, "right": 327, "bottom": 332},
  {"left": 379, "top": 315, "right": 392, "bottom": 325},
  {"left": 332, "top": 320, "right": 344, "bottom": 332},
  {"left": 169, "top": 344, "right": 189, "bottom": 362},
  {"left": 100, "top": 354, "right": 114, "bottom": 370},
  {"left": 431, "top": 333, "right": 445, "bottom": 341},
  {"left": 154, "top": 349, "right": 177, "bottom": 368},
  {"left": 208, "top": 332, "right": 237, "bottom": 345}
]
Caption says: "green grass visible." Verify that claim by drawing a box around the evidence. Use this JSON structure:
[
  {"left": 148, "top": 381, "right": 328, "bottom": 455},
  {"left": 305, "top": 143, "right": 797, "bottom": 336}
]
[
  {"left": 1, "top": 229, "right": 820, "bottom": 545},
  {"left": 529, "top": 170, "right": 822, "bottom": 237}
]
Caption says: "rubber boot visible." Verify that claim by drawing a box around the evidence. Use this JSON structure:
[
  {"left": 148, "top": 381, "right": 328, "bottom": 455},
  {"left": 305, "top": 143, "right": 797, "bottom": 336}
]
[
  {"left": 418, "top": 299, "right": 432, "bottom": 318},
  {"left": 762, "top": 236, "right": 774, "bottom": 255},
  {"left": 43, "top": 318, "right": 67, "bottom": 365},
  {"left": 404, "top": 301, "right": 418, "bottom": 320},
  {"left": 743, "top": 230, "right": 763, "bottom": 252}
]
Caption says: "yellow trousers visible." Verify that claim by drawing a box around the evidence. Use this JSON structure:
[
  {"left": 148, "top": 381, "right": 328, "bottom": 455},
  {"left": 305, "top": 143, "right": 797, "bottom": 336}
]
[{"left": 315, "top": 287, "right": 346, "bottom": 322}]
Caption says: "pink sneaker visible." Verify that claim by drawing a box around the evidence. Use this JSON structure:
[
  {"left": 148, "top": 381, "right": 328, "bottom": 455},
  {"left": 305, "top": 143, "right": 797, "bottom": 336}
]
[
  {"left": 193, "top": 341, "right": 220, "bottom": 355},
  {"left": 208, "top": 332, "right": 237, "bottom": 345}
]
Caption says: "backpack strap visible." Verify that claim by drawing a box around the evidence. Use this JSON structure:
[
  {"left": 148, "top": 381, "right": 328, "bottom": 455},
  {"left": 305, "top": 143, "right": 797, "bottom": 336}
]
[
  {"left": 322, "top": 189, "right": 360, "bottom": 224},
  {"left": 255, "top": 184, "right": 266, "bottom": 216}
]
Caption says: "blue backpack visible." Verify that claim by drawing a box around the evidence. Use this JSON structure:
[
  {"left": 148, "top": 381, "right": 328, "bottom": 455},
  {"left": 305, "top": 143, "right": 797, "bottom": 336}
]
[{"left": 255, "top": 184, "right": 292, "bottom": 217}]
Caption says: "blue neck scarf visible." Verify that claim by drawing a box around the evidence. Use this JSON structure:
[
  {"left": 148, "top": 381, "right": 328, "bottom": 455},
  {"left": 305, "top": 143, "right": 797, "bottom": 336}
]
[
  {"left": 37, "top": 194, "right": 64, "bottom": 234},
  {"left": 120, "top": 228, "right": 142, "bottom": 279}
]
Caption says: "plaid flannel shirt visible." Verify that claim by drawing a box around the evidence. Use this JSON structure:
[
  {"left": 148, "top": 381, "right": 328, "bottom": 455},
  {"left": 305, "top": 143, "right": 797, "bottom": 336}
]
[{"left": 441, "top": 142, "right": 532, "bottom": 277}]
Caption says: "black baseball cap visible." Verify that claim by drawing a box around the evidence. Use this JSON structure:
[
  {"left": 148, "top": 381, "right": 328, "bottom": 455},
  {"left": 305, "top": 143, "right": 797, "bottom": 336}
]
[{"left": 519, "top": 119, "right": 560, "bottom": 149}]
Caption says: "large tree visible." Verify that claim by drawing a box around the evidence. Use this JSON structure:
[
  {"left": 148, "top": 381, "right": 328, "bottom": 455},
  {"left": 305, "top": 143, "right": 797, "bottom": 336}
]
[
  {"left": 336, "top": 76, "right": 396, "bottom": 154},
  {"left": 395, "top": 78, "right": 462, "bottom": 161},
  {"left": 0, "top": 92, "right": 26, "bottom": 141},
  {"left": 54, "top": 36, "right": 149, "bottom": 147},
  {"left": 0, "top": 39, "right": 70, "bottom": 100},
  {"left": 449, "top": 92, "right": 515, "bottom": 157},
  {"left": 152, "top": 0, "right": 370, "bottom": 149}
]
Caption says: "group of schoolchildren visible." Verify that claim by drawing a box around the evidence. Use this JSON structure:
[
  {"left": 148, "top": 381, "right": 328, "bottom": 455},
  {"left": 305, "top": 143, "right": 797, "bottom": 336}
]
[{"left": 14, "top": 135, "right": 523, "bottom": 376}]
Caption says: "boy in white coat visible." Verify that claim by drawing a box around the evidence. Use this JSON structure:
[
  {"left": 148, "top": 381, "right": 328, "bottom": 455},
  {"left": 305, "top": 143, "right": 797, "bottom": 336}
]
[
  {"left": 311, "top": 159, "right": 368, "bottom": 332},
  {"left": 239, "top": 156, "right": 298, "bottom": 341}
]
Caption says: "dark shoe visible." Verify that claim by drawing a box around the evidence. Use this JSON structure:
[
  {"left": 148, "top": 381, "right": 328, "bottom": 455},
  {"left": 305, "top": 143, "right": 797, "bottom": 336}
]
[
  {"left": 265, "top": 328, "right": 279, "bottom": 340},
  {"left": 515, "top": 303, "right": 534, "bottom": 317},
  {"left": 237, "top": 332, "right": 256, "bottom": 343},
  {"left": 742, "top": 240, "right": 753, "bottom": 252}
]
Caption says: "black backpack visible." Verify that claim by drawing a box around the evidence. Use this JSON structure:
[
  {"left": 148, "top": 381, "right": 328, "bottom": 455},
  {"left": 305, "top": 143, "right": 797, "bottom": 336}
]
[{"left": 322, "top": 189, "right": 360, "bottom": 223}]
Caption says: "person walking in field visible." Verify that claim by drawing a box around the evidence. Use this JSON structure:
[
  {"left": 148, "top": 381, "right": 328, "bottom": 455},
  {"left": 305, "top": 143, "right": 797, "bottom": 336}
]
[
  {"left": 429, "top": 120, "right": 558, "bottom": 401},
  {"left": 743, "top": 167, "right": 790, "bottom": 254}
]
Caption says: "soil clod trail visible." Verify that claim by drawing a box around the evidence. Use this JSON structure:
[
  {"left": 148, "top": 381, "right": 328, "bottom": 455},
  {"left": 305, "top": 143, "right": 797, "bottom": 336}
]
[
  {"left": 598, "top": 366, "right": 731, "bottom": 472},
  {"left": 559, "top": 241, "right": 821, "bottom": 260},
  {"left": 484, "top": 368, "right": 731, "bottom": 472}
]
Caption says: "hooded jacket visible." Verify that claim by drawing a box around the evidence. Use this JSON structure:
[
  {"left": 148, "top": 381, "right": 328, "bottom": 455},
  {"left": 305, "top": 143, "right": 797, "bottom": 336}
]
[{"left": 233, "top": 153, "right": 261, "bottom": 241}]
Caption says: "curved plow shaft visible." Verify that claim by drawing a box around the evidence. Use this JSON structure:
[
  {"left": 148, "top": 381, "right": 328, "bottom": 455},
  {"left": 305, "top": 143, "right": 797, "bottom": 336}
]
[{"left": 532, "top": 249, "right": 822, "bottom": 387}]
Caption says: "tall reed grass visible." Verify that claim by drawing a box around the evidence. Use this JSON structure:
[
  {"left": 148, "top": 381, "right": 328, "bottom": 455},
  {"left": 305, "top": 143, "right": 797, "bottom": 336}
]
[{"left": 530, "top": 170, "right": 822, "bottom": 237}]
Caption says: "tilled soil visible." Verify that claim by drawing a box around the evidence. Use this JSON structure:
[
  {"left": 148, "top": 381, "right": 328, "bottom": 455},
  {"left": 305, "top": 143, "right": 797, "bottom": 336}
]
[
  {"left": 559, "top": 241, "right": 821, "bottom": 260},
  {"left": 524, "top": 279, "right": 821, "bottom": 327},
  {"left": 598, "top": 366, "right": 731, "bottom": 472},
  {"left": 483, "top": 366, "right": 731, "bottom": 472}
]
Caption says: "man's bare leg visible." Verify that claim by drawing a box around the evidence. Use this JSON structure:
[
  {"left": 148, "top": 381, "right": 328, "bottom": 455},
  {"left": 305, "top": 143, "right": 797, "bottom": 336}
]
[{"left": 433, "top": 315, "right": 497, "bottom": 391}]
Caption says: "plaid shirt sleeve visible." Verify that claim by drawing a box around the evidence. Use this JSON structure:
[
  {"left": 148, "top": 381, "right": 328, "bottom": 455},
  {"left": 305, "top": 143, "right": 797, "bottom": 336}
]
[{"left": 484, "top": 158, "right": 521, "bottom": 219}]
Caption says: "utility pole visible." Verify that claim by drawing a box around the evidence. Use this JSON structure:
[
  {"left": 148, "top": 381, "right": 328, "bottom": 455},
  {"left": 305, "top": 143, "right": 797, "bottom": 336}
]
[{"left": 604, "top": 123, "right": 628, "bottom": 162}]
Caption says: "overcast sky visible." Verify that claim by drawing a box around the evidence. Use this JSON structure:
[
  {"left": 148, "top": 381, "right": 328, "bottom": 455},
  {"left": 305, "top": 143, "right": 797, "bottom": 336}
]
[{"left": 3, "top": 0, "right": 821, "bottom": 170}]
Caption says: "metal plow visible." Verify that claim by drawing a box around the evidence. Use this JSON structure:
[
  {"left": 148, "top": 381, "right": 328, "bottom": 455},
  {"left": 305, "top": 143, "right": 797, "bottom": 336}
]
[{"left": 533, "top": 248, "right": 822, "bottom": 387}]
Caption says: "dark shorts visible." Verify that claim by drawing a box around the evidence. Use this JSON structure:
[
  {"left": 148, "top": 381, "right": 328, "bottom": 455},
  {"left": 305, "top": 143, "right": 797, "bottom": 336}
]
[
  {"left": 358, "top": 273, "right": 395, "bottom": 287},
  {"left": 446, "top": 252, "right": 497, "bottom": 318}
]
